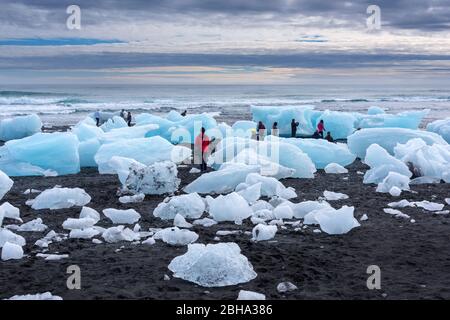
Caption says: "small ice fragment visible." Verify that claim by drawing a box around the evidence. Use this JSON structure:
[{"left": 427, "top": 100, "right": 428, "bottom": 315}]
[
  {"left": 237, "top": 290, "right": 266, "bottom": 300},
  {"left": 1, "top": 242, "right": 24, "bottom": 260},
  {"left": 323, "top": 191, "right": 349, "bottom": 201},
  {"left": 277, "top": 282, "right": 298, "bottom": 293}
]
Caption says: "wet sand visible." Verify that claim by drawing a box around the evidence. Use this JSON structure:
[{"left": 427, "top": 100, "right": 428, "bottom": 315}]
[{"left": 1, "top": 160, "right": 450, "bottom": 300}]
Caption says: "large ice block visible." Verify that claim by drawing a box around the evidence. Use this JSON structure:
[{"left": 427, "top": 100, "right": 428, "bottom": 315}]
[
  {"left": 1, "top": 132, "right": 80, "bottom": 176},
  {"left": 427, "top": 117, "right": 450, "bottom": 143},
  {"left": 95, "top": 136, "right": 191, "bottom": 173},
  {"left": 348, "top": 128, "right": 447, "bottom": 159},
  {"left": 0, "top": 169, "right": 13, "bottom": 200},
  {"left": 0, "top": 114, "right": 42, "bottom": 141}
]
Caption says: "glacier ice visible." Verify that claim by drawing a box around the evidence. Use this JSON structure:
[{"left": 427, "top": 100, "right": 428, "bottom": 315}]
[
  {"left": 95, "top": 136, "right": 191, "bottom": 173},
  {"left": 6, "top": 292, "right": 62, "bottom": 300},
  {"left": 62, "top": 217, "right": 96, "bottom": 230},
  {"left": 324, "top": 163, "right": 348, "bottom": 174},
  {"left": 323, "top": 191, "right": 349, "bottom": 201},
  {"left": 102, "top": 226, "right": 140, "bottom": 243},
  {"left": 384, "top": 208, "right": 410, "bottom": 219},
  {"left": 173, "top": 214, "right": 193, "bottom": 228},
  {"left": 348, "top": 128, "right": 447, "bottom": 159},
  {"left": 119, "top": 193, "right": 145, "bottom": 204},
  {"left": 236, "top": 182, "right": 261, "bottom": 204},
  {"left": 1, "top": 242, "right": 24, "bottom": 261},
  {"left": 78, "top": 139, "right": 101, "bottom": 168},
  {"left": 1, "top": 132, "right": 80, "bottom": 176},
  {"left": 363, "top": 144, "right": 412, "bottom": 184},
  {"left": 0, "top": 228, "right": 26, "bottom": 247},
  {"left": 107, "top": 156, "right": 146, "bottom": 185},
  {"left": 0, "top": 170, "right": 13, "bottom": 200},
  {"left": 389, "top": 187, "right": 402, "bottom": 197},
  {"left": 123, "top": 161, "right": 180, "bottom": 195},
  {"left": 414, "top": 201, "right": 444, "bottom": 212},
  {"left": 273, "top": 203, "right": 294, "bottom": 220},
  {"left": 69, "top": 228, "right": 100, "bottom": 239},
  {"left": 0, "top": 202, "right": 21, "bottom": 222},
  {"left": 237, "top": 290, "right": 266, "bottom": 300},
  {"left": 0, "top": 114, "right": 42, "bottom": 141},
  {"left": 232, "top": 120, "right": 257, "bottom": 137},
  {"left": 27, "top": 187, "right": 91, "bottom": 210},
  {"left": 367, "top": 106, "right": 385, "bottom": 115},
  {"left": 290, "top": 200, "right": 332, "bottom": 219},
  {"left": 193, "top": 217, "right": 218, "bottom": 227},
  {"left": 154, "top": 227, "right": 198, "bottom": 246},
  {"left": 71, "top": 121, "right": 104, "bottom": 142},
  {"left": 153, "top": 193, "right": 205, "bottom": 220},
  {"left": 100, "top": 124, "right": 159, "bottom": 144},
  {"left": 314, "top": 206, "right": 360, "bottom": 235},
  {"left": 168, "top": 242, "right": 257, "bottom": 287},
  {"left": 103, "top": 208, "right": 141, "bottom": 224},
  {"left": 16, "top": 218, "right": 47, "bottom": 232},
  {"left": 246, "top": 173, "right": 297, "bottom": 199},
  {"left": 184, "top": 163, "right": 259, "bottom": 194},
  {"left": 251, "top": 200, "right": 274, "bottom": 212},
  {"left": 427, "top": 117, "right": 450, "bottom": 143},
  {"left": 100, "top": 116, "right": 128, "bottom": 132},
  {"left": 376, "top": 172, "right": 410, "bottom": 193},
  {"left": 277, "top": 282, "right": 298, "bottom": 293},
  {"left": 208, "top": 192, "right": 252, "bottom": 223},
  {"left": 252, "top": 224, "right": 277, "bottom": 241},
  {"left": 79, "top": 206, "right": 100, "bottom": 223},
  {"left": 394, "top": 138, "right": 450, "bottom": 183}
]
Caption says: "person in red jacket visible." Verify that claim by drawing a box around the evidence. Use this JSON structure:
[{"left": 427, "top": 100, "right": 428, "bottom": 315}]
[
  {"left": 317, "top": 120, "right": 325, "bottom": 138},
  {"left": 195, "top": 127, "right": 214, "bottom": 172}
]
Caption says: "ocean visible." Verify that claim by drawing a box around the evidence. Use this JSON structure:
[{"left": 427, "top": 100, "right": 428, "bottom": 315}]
[{"left": 0, "top": 84, "right": 449, "bottom": 126}]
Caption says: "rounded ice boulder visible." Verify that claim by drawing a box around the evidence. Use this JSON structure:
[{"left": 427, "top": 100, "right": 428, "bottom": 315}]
[{"left": 168, "top": 242, "right": 257, "bottom": 287}]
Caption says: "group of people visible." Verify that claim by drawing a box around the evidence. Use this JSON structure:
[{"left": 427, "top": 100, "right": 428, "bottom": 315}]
[
  {"left": 93, "top": 110, "right": 133, "bottom": 127},
  {"left": 257, "top": 119, "right": 334, "bottom": 142}
]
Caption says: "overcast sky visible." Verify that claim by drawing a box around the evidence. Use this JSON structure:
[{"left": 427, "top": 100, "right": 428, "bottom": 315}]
[{"left": 0, "top": 0, "right": 449, "bottom": 85}]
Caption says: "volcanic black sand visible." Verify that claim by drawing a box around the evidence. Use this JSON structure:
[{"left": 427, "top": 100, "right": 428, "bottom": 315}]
[{"left": 1, "top": 159, "right": 450, "bottom": 300}]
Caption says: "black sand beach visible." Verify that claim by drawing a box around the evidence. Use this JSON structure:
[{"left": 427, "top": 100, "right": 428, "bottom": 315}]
[{"left": 1, "top": 159, "right": 449, "bottom": 300}]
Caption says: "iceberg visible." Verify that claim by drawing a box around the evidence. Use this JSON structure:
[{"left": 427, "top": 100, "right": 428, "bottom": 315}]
[
  {"left": 78, "top": 139, "right": 101, "bottom": 168},
  {"left": 103, "top": 208, "right": 141, "bottom": 224},
  {"left": 123, "top": 161, "right": 180, "bottom": 195},
  {"left": 100, "top": 124, "right": 159, "bottom": 144},
  {"left": 107, "top": 156, "right": 146, "bottom": 185},
  {"left": 324, "top": 163, "right": 349, "bottom": 174},
  {"left": 348, "top": 128, "right": 447, "bottom": 159},
  {"left": 290, "top": 200, "right": 332, "bottom": 219},
  {"left": 355, "top": 110, "right": 429, "bottom": 130},
  {"left": 427, "top": 117, "right": 450, "bottom": 143},
  {"left": 367, "top": 106, "right": 385, "bottom": 115},
  {"left": 0, "top": 170, "right": 13, "bottom": 200},
  {"left": 394, "top": 138, "right": 450, "bottom": 182},
  {"left": 0, "top": 114, "right": 42, "bottom": 141},
  {"left": 174, "top": 214, "right": 193, "bottom": 228},
  {"left": 100, "top": 116, "right": 128, "bottom": 132},
  {"left": 0, "top": 132, "right": 80, "bottom": 176},
  {"left": 119, "top": 193, "right": 145, "bottom": 204},
  {"left": 246, "top": 173, "right": 297, "bottom": 199},
  {"left": 62, "top": 217, "right": 96, "bottom": 230},
  {"left": 95, "top": 136, "right": 191, "bottom": 173},
  {"left": 252, "top": 224, "right": 277, "bottom": 241},
  {"left": 193, "top": 217, "right": 218, "bottom": 227},
  {"left": 363, "top": 144, "right": 412, "bottom": 184},
  {"left": 376, "top": 172, "right": 410, "bottom": 193},
  {"left": 231, "top": 120, "right": 257, "bottom": 138},
  {"left": 16, "top": 218, "right": 47, "bottom": 232},
  {"left": 69, "top": 228, "right": 100, "bottom": 239},
  {"left": 184, "top": 163, "right": 259, "bottom": 194},
  {"left": 0, "top": 202, "right": 21, "bottom": 223},
  {"left": 236, "top": 182, "right": 261, "bottom": 204},
  {"left": 323, "top": 191, "right": 349, "bottom": 201},
  {"left": 102, "top": 226, "right": 140, "bottom": 243},
  {"left": 79, "top": 207, "right": 100, "bottom": 223},
  {"left": 208, "top": 192, "right": 252, "bottom": 223},
  {"left": 168, "top": 242, "right": 257, "bottom": 287},
  {"left": 153, "top": 193, "right": 205, "bottom": 220},
  {"left": 153, "top": 227, "right": 198, "bottom": 246},
  {"left": 71, "top": 121, "right": 104, "bottom": 142},
  {"left": 27, "top": 187, "right": 91, "bottom": 210},
  {"left": 0, "top": 228, "right": 26, "bottom": 247},
  {"left": 273, "top": 203, "right": 294, "bottom": 219},
  {"left": 1, "top": 242, "right": 24, "bottom": 261}
]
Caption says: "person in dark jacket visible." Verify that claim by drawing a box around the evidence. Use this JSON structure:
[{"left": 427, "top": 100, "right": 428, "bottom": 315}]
[
  {"left": 127, "top": 112, "right": 132, "bottom": 127},
  {"left": 325, "top": 131, "right": 334, "bottom": 143},
  {"left": 312, "top": 130, "right": 321, "bottom": 139},
  {"left": 257, "top": 121, "right": 266, "bottom": 141},
  {"left": 291, "top": 119, "right": 299, "bottom": 137}
]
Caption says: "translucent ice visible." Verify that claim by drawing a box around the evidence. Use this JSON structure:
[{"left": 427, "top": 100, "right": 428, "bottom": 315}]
[
  {"left": 168, "top": 242, "right": 257, "bottom": 287},
  {"left": 103, "top": 208, "right": 141, "bottom": 224},
  {"left": 376, "top": 172, "right": 410, "bottom": 193},
  {"left": 100, "top": 124, "right": 159, "bottom": 144},
  {"left": 245, "top": 173, "right": 297, "bottom": 199},
  {"left": 0, "top": 202, "right": 20, "bottom": 222},
  {"left": 363, "top": 144, "right": 412, "bottom": 184},
  {"left": 290, "top": 200, "right": 332, "bottom": 219},
  {"left": 17, "top": 218, "right": 47, "bottom": 232},
  {"left": 324, "top": 163, "right": 348, "bottom": 174},
  {"left": 0, "top": 228, "right": 26, "bottom": 247},
  {"left": 69, "top": 228, "right": 100, "bottom": 239},
  {"left": 173, "top": 214, "right": 193, "bottom": 228},
  {"left": 427, "top": 117, "right": 450, "bottom": 143},
  {"left": 237, "top": 290, "right": 266, "bottom": 300},
  {"left": 0, "top": 170, "right": 13, "bottom": 201},
  {"left": 79, "top": 207, "right": 100, "bottom": 223},
  {"left": 154, "top": 227, "right": 198, "bottom": 246},
  {"left": 123, "top": 161, "right": 180, "bottom": 195},
  {"left": 1, "top": 132, "right": 80, "bottom": 176},
  {"left": 0, "top": 114, "right": 42, "bottom": 141},
  {"left": 78, "top": 139, "right": 101, "bottom": 168},
  {"left": 107, "top": 156, "right": 146, "bottom": 185},
  {"left": 184, "top": 163, "right": 259, "bottom": 194},
  {"left": 348, "top": 128, "right": 447, "bottom": 159},
  {"left": 95, "top": 136, "right": 191, "bottom": 173},
  {"left": 100, "top": 116, "right": 128, "bottom": 132},
  {"left": 273, "top": 203, "right": 294, "bottom": 220},
  {"left": 252, "top": 224, "right": 277, "bottom": 241},
  {"left": 208, "top": 192, "right": 252, "bottom": 223},
  {"left": 102, "top": 226, "right": 140, "bottom": 243},
  {"left": 323, "top": 191, "right": 349, "bottom": 201},
  {"left": 1, "top": 242, "right": 24, "bottom": 261},
  {"left": 153, "top": 193, "right": 205, "bottom": 220},
  {"left": 119, "top": 193, "right": 145, "bottom": 204},
  {"left": 6, "top": 292, "right": 62, "bottom": 300},
  {"left": 236, "top": 182, "right": 262, "bottom": 204},
  {"left": 277, "top": 282, "right": 298, "bottom": 293},
  {"left": 27, "top": 187, "right": 91, "bottom": 210},
  {"left": 314, "top": 206, "right": 360, "bottom": 235},
  {"left": 62, "top": 217, "right": 97, "bottom": 230}
]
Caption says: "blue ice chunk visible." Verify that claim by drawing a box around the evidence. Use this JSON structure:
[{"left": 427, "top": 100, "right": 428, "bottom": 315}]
[
  {"left": 427, "top": 117, "right": 450, "bottom": 143},
  {"left": 0, "top": 114, "right": 42, "bottom": 141},
  {"left": 367, "top": 106, "right": 385, "bottom": 115},
  {"left": 348, "top": 128, "right": 448, "bottom": 159},
  {"left": 79, "top": 139, "right": 101, "bottom": 167}
]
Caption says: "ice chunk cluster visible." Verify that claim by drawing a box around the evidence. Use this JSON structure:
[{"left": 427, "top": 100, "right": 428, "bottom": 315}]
[
  {"left": 168, "top": 242, "right": 257, "bottom": 287},
  {"left": 0, "top": 114, "right": 42, "bottom": 141},
  {"left": 154, "top": 227, "right": 199, "bottom": 246}
]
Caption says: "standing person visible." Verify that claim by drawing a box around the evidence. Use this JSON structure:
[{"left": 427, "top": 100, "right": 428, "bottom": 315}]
[
  {"left": 94, "top": 110, "right": 101, "bottom": 127},
  {"left": 325, "top": 131, "right": 334, "bottom": 143},
  {"left": 127, "top": 111, "right": 132, "bottom": 127},
  {"left": 317, "top": 120, "right": 325, "bottom": 138},
  {"left": 120, "top": 109, "right": 125, "bottom": 119},
  {"left": 291, "top": 119, "right": 299, "bottom": 138},
  {"left": 272, "top": 122, "right": 279, "bottom": 137},
  {"left": 194, "top": 127, "right": 214, "bottom": 172},
  {"left": 257, "top": 121, "right": 266, "bottom": 141}
]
